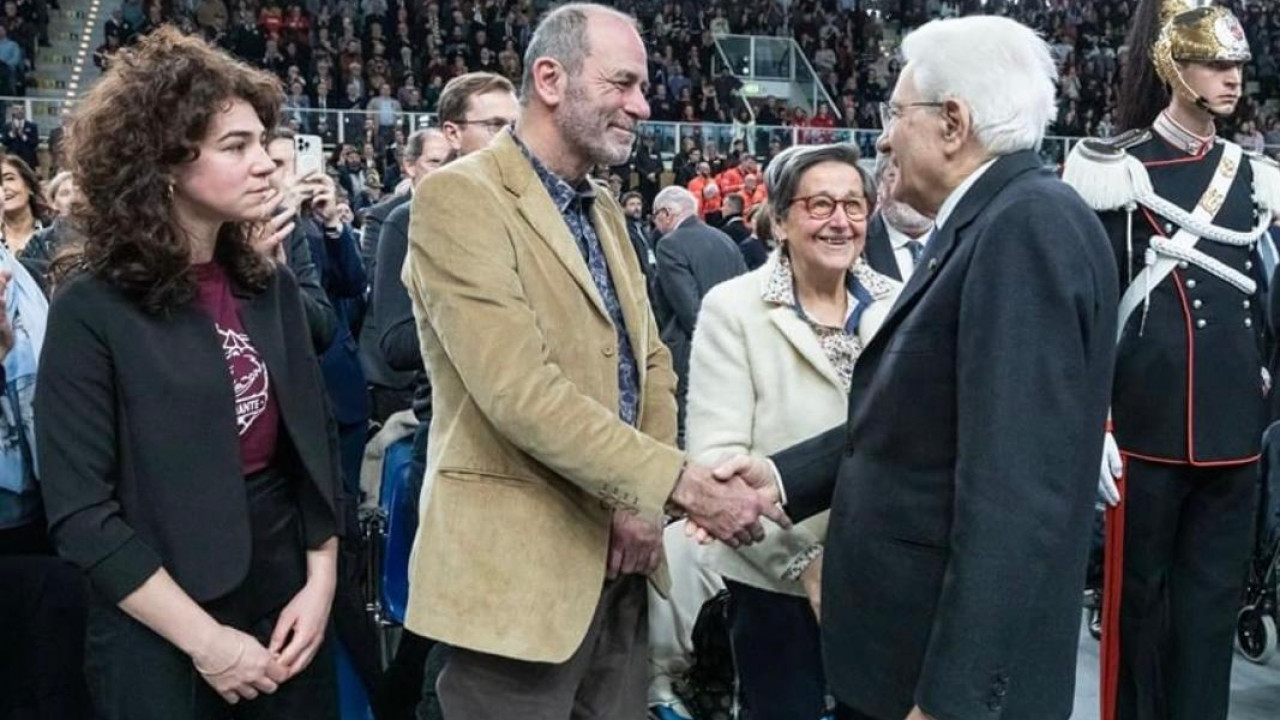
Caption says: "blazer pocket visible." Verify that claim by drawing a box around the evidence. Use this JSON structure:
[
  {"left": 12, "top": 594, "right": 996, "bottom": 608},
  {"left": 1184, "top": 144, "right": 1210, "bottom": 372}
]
[
  {"left": 884, "top": 535, "right": 950, "bottom": 555},
  {"left": 437, "top": 467, "right": 536, "bottom": 489}
]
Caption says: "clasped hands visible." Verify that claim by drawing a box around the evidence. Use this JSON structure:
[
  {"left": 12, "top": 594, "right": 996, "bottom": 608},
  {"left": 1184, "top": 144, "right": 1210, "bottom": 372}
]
[{"left": 668, "top": 454, "right": 788, "bottom": 547}]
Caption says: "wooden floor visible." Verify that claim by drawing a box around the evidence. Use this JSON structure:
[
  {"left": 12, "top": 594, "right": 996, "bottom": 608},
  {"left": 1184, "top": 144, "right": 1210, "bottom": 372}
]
[{"left": 1070, "top": 615, "right": 1280, "bottom": 719}]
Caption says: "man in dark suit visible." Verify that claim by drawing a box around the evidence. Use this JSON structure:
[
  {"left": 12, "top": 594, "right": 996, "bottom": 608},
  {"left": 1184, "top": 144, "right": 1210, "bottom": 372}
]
[
  {"left": 864, "top": 154, "right": 935, "bottom": 281},
  {"left": 620, "top": 191, "right": 657, "bottom": 296},
  {"left": 359, "top": 128, "right": 453, "bottom": 423},
  {"left": 719, "top": 193, "right": 767, "bottom": 270},
  {"left": 712, "top": 16, "right": 1118, "bottom": 720},
  {"left": 652, "top": 185, "right": 747, "bottom": 442},
  {"left": 2, "top": 105, "right": 38, "bottom": 170}
]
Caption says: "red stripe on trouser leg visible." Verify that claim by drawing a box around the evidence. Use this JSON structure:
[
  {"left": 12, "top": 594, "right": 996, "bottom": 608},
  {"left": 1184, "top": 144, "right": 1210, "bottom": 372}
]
[{"left": 1100, "top": 454, "right": 1128, "bottom": 720}]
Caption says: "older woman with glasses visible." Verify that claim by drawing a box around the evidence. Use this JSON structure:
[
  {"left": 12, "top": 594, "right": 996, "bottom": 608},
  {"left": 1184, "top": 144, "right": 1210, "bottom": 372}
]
[{"left": 685, "top": 143, "right": 901, "bottom": 719}]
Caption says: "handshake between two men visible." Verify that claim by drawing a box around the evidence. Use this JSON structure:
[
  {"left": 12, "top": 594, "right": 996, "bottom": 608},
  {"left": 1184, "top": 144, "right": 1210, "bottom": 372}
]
[{"left": 667, "top": 455, "right": 785, "bottom": 547}]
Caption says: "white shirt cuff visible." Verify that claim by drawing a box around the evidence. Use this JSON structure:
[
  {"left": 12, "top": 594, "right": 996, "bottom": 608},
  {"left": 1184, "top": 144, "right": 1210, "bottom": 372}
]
[{"left": 766, "top": 458, "right": 787, "bottom": 506}]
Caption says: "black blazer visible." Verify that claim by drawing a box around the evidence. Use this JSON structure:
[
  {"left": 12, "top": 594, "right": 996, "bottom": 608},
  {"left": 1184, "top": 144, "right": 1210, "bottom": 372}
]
[
  {"left": 359, "top": 192, "right": 417, "bottom": 391},
  {"left": 653, "top": 216, "right": 747, "bottom": 380},
  {"left": 372, "top": 201, "right": 432, "bottom": 422},
  {"left": 774, "top": 151, "right": 1117, "bottom": 720},
  {"left": 863, "top": 212, "right": 902, "bottom": 280},
  {"left": 36, "top": 266, "right": 342, "bottom": 605}
]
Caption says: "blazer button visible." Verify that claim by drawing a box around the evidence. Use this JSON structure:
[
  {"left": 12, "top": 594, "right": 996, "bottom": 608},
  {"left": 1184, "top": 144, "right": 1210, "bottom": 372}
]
[
  {"left": 1164, "top": 223, "right": 1174, "bottom": 234},
  {"left": 1186, "top": 279, "right": 1197, "bottom": 289},
  {"left": 1178, "top": 261, "right": 1188, "bottom": 269},
  {"left": 1192, "top": 299, "right": 1203, "bottom": 309},
  {"left": 1245, "top": 318, "right": 1253, "bottom": 328},
  {"left": 1244, "top": 299, "right": 1252, "bottom": 310},
  {"left": 1196, "top": 319, "right": 1207, "bottom": 329},
  {"left": 602, "top": 345, "right": 616, "bottom": 357},
  {"left": 1246, "top": 260, "right": 1254, "bottom": 271}
]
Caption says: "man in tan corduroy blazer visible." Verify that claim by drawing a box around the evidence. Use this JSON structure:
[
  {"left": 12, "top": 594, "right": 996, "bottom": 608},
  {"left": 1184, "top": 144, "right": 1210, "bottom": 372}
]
[{"left": 400, "top": 5, "right": 787, "bottom": 717}]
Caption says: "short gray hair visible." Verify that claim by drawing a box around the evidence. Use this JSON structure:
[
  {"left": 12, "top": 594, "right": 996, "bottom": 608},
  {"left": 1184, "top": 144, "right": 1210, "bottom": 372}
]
[
  {"left": 901, "top": 16, "right": 1057, "bottom": 154},
  {"left": 765, "top": 143, "right": 867, "bottom": 222},
  {"left": 404, "top": 127, "right": 446, "bottom": 164},
  {"left": 653, "top": 185, "right": 697, "bottom": 216},
  {"left": 520, "top": 3, "right": 636, "bottom": 104}
]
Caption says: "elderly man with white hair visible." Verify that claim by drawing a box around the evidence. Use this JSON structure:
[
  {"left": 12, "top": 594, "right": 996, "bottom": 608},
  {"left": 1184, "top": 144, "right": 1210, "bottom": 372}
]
[
  {"left": 712, "top": 15, "right": 1118, "bottom": 720},
  {"left": 651, "top": 185, "right": 747, "bottom": 443}
]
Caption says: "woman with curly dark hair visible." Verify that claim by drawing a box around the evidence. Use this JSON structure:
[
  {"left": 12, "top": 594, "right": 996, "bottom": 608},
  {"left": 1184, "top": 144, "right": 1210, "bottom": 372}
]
[{"left": 34, "top": 26, "right": 341, "bottom": 719}]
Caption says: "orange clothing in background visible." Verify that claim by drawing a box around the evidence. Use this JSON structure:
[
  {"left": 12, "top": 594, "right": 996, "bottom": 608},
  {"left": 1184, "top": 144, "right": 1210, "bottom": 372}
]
[{"left": 688, "top": 175, "right": 723, "bottom": 218}]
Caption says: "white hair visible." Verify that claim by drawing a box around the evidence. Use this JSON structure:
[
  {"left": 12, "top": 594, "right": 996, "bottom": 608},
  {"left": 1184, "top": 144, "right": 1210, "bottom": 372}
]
[
  {"left": 653, "top": 186, "right": 698, "bottom": 216},
  {"left": 901, "top": 16, "right": 1058, "bottom": 155}
]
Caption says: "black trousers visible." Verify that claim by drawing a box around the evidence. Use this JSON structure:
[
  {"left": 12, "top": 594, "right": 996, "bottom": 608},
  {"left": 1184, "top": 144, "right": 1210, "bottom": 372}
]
[
  {"left": 834, "top": 705, "right": 880, "bottom": 720},
  {"left": 1116, "top": 458, "right": 1258, "bottom": 720},
  {"left": 85, "top": 467, "right": 338, "bottom": 720},
  {"left": 0, "top": 519, "right": 91, "bottom": 719},
  {"left": 724, "top": 579, "right": 827, "bottom": 720}
]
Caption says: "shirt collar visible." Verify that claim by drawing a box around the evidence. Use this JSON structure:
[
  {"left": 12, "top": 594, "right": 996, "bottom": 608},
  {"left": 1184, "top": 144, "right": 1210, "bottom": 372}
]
[
  {"left": 512, "top": 133, "right": 596, "bottom": 214},
  {"left": 884, "top": 219, "right": 929, "bottom": 250},
  {"left": 934, "top": 157, "right": 998, "bottom": 232},
  {"left": 762, "top": 251, "right": 880, "bottom": 335},
  {"left": 1152, "top": 110, "right": 1215, "bottom": 156}
]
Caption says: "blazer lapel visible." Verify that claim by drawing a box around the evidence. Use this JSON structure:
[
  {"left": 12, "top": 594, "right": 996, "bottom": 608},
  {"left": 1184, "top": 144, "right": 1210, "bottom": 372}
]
[
  {"left": 767, "top": 307, "right": 844, "bottom": 390},
  {"left": 869, "top": 151, "right": 1044, "bottom": 347},
  {"left": 493, "top": 131, "right": 610, "bottom": 321}
]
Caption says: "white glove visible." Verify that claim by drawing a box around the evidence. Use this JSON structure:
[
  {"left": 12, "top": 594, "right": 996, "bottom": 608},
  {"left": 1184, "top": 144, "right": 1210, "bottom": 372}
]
[{"left": 1098, "top": 433, "right": 1123, "bottom": 507}]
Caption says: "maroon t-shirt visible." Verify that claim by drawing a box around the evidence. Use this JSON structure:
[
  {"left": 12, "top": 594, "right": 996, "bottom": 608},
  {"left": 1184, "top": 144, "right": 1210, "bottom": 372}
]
[{"left": 192, "top": 262, "right": 280, "bottom": 475}]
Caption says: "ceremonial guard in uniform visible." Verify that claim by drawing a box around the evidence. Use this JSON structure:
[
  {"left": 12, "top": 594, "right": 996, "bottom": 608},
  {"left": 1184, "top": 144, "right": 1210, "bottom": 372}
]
[{"left": 1063, "top": 1, "right": 1280, "bottom": 719}]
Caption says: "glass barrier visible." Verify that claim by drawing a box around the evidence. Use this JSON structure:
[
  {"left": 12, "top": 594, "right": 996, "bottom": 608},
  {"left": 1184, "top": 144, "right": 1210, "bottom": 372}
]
[{"left": 4, "top": 96, "right": 1276, "bottom": 172}]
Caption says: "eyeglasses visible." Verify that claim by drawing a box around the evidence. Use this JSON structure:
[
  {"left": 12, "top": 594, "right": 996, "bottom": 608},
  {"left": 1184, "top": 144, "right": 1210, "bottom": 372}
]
[
  {"left": 878, "top": 101, "right": 945, "bottom": 129},
  {"left": 790, "top": 195, "right": 868, "bottom": 222},
  {"left": 455, "top": 117, "right": 515, "bottom": 134}
]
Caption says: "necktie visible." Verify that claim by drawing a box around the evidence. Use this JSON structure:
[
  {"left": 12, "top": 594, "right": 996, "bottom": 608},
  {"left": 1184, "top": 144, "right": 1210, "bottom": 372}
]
[{"left": 906, "top": 239, "right": 925, "bottom": 268}]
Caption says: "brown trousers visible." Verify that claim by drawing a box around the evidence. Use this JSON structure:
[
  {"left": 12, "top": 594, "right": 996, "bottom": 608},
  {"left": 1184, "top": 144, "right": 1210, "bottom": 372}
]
[{"left": 437, "top": 576, "right": 648, "bottom": 720}]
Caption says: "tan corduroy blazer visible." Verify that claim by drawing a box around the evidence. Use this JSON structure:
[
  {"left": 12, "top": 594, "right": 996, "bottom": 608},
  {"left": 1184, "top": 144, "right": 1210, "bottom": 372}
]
[{"left": 400, "top": 130, "right": 685, "bottom": 663}]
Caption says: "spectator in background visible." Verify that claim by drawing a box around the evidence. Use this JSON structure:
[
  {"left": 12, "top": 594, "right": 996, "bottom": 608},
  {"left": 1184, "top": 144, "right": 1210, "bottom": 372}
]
[
  {"left": 687, "top": 161, "right": 721, "bottom": 222},
  {"left": 437, "top": 71, "right": 518, "bottom": 156},
  {"left": 335, "top": 144, "right": 369, "bottom": 210},
  {"left": 23, "top": 170, "right": 84, "bottom": 285},
  {"left": 741, "top": 172, "right": 768, "bottom": 214},
  {"left": 104, "top": 8, "right": 132, "bottom": 43},
  {"left": 2, "top": 155, "right": 50, "bottom": 259},
  {"left": 3, "top": 105, "right": 38, "bottom": 170},
  {"left": 367, "top": 81, "right": 402, "bottom": 144},
  {"left": 651, "top": 185, "right": 746, "bottom": 441},
  {"left": 0, "top": 24, "right": 22, "bottom": 78},
  {"left": 720, "top": 193, "right": 766, "bottom": 271},
  {"left": 863, "top": 155, "right": 933, "bottom": 282},
  {"left": 195, "top": 0, "right": 228, "bottom": 35},
  {"left": 1236, "top": 119, "right": 1266, "bottom": 154},
  {"left": 0, "top": 206, "right": 88, "bottom": 719},
  {"left": 46, "top": 106, "right": 72, "bottom": 174},
  {"left": 620, "top": 190, "right": 657, "bottom": 295}
]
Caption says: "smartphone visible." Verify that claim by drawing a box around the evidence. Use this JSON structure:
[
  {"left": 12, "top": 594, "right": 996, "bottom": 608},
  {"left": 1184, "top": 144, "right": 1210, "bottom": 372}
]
[{"left": 294, "top": 134, "right": 325, "bottom": 179}]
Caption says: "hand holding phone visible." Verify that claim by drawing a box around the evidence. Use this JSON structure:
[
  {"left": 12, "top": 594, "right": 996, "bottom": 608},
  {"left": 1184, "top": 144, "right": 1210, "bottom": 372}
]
[{"left": 293, "top": 134, "right": 325, "bottom": 179}]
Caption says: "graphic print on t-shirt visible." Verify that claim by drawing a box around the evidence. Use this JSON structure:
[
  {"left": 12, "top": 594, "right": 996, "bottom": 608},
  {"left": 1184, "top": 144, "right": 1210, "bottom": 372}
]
[{"left": 219, "top": 326, "right": 271, "bottom": 436}]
